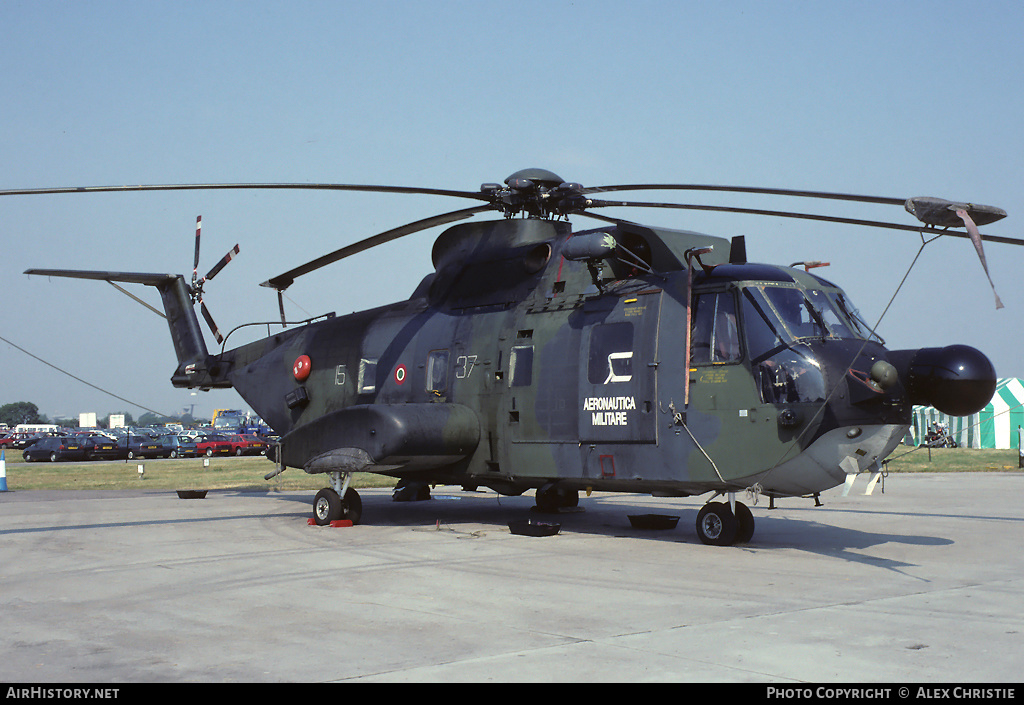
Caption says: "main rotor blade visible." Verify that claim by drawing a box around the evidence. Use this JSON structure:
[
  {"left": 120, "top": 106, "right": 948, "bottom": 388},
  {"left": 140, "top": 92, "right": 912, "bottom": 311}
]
[
  {"left": 583, "top": 183, "right": 907, "bottom": 206},
  {"left": 261, "top": 205, "right": 492, "bottom": 291},
  {"left": 0, "top": 182, "right": 492, "bottom": 202},
  {"left": 584, "top": 199, "right": 1024, "bottom": 246}
]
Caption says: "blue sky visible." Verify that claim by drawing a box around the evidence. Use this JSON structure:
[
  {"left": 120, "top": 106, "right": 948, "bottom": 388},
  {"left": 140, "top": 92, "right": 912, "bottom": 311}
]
[{"left": 2, "top": 0, "right": 1022, "bottom": 423}]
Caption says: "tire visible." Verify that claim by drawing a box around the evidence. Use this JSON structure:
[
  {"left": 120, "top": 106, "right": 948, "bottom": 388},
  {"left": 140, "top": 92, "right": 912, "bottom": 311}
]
[
  {"left": 206, "top": 448, "right": 214, "bottom": 457},
  {"left": 535, "top": 485, "right": 577, "bottom": 513},
  {"left": 696, "top": 502, "right": 738, "bottom": 546},
  {"left": 734, "top": 502, "right": 755, "bottom": 544},
  {"left": 313, "top": 488, "right": 342, "bottom": 526},
  {"left": 169, "top": 450, "right": 177, "bottom": 458},
  {"left": 341, "top": 488, "right": 362, "bottom": 525},
  {"left": 235, "top": 448, "right": 243, "bottom": 456},
  {"left": 535, "top": 487, "right": 560, "bottom": 513},
  {"left": 314, "top": 487, "right": 363, "bottom": 525},
  {"left": 393, "top": 483, "right": 419, "bottom": 502},
  {"left": 50, "top": 452, "right": 58, "bottom": 462}
]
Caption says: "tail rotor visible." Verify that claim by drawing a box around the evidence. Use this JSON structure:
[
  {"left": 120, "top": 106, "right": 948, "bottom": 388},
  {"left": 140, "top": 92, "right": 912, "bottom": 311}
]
[{"left": 189, "top": 215, "right": 239, "bottom": 344}]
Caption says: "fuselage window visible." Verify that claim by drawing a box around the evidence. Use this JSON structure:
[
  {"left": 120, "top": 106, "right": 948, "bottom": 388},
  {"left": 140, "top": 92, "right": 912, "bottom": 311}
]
[
  {"left": 509, "top": 345, "right": 534, "bottom": 387},
  {"left": 588, "top": 322, "right": 634, "bottom": 384},
  {"left": 426, "top": 350, "right": 449, "bottom": 393},
  {"left": 691, "top": 291, "right": 741, "bottom": 364},
  {"left": 358, "top": 358, "right": 378, "bottom": 394}
]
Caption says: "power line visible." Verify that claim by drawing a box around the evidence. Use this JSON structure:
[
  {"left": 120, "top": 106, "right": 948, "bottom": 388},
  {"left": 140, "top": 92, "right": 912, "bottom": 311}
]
[{"left": 0, "top": 333, "right": 169, "bottom": 418}]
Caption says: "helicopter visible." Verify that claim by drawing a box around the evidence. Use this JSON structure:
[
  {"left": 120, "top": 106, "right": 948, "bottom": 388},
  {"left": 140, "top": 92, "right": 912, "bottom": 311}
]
[{"left": 5, "top": 168, "right": 1019, "bottom": 545}]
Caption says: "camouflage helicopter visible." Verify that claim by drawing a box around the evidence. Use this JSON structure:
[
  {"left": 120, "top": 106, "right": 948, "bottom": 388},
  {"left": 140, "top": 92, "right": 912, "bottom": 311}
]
[{"left": 5, "top": 168, "right": 1019, "bottom": 545}]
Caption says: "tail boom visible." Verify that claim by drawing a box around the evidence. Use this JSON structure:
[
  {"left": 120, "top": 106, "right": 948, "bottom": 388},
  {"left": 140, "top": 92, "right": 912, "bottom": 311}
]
[{"left": 24, "top": 269, "right": 230, "bottom": 389}]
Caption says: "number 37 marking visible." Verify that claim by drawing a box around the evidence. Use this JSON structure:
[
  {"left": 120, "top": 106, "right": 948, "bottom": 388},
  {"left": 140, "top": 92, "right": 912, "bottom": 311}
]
[{"left": 455, "top": 355, "right": 478, "bottom": 379}]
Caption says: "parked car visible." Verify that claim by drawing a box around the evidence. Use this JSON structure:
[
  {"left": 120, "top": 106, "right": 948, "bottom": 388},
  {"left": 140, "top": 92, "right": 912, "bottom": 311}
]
[
  {"left": 22, "top": 436, "right": 87, "bottom": 462},
  {"left": 81, "top": 434, "right": 121, "bottom": 460},
  {"left": 160, "top": 434, "right": 199, "bottom": 458},
  {"left": 117, "top": 434, "right": 166, "bottom": 460},
  {"left": 195, "top": 434, "right": 233, "bottom": 457},
  {"left": 224, "top": 434, "right": 269, "bottom": 456},
  {"left": 7, "top": 433, "right": 45, "bottom": 449}
]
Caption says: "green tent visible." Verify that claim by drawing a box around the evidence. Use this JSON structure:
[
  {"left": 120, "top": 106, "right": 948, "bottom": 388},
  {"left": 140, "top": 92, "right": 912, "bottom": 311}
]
[{"left": 910, "top": 378, "right": 1024, "bottom": 449}]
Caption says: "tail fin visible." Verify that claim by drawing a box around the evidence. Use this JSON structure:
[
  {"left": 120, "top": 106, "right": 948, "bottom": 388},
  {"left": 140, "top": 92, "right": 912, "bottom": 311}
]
[{"left": 24, "top": 269, "right": 228, "bottom": 389}]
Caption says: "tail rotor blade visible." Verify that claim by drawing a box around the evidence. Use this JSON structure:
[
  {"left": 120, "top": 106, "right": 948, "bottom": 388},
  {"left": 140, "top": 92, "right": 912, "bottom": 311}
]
[
  {"left": 200, "top": 300, "right": 225, "bottom": 344},
  {"left": 202, "top": 244, "right": 240, "bottom": 283},
  {"left": 193, "top": 216, "right": 202, "bottom": 278}
]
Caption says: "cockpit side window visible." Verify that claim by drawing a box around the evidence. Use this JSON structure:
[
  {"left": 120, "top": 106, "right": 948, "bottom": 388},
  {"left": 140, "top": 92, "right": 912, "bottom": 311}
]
[
  {"left": 828, "top": 291, "right": 884, "bottom": 343},
  {"left": 741, "top": 289, "right": 786, "bottom": 362},
  {"left": 691, "top": 291, "right": 741, "bottom": 364}
]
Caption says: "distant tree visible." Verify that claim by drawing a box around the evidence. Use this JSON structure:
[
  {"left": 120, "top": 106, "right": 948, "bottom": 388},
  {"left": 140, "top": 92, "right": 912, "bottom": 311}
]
[
  {"left": 138, "top": 412, "right": 176, "bottom": 427},
  {"left": 0, "top": 402, "right": 44, "bottom": 426}
]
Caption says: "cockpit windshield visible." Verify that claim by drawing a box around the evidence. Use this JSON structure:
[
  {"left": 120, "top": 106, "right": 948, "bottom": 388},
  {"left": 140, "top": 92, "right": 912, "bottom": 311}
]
[
  {"left": 742, "top": 284, "right": 881, "bottom": 345},
  {"left": 689, "top": 283, "right": 879, "bottom": 405},
  {"left": 760, "top": 287, "right": 827, "bottom": 340}
]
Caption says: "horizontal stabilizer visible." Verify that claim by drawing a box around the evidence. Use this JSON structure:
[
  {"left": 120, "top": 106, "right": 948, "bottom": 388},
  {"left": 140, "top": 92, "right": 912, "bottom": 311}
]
[
  {"left": 24, "top": 268, "right": 218, "bottom": 386},
  {"left": 25, "top": 269, "right": 179, "bottom": 286}
]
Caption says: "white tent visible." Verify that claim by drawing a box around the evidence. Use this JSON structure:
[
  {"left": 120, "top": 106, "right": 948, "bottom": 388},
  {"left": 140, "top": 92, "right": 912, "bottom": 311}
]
[{"left": 909, "top": 378, "right": 1024, "bottom": 449}]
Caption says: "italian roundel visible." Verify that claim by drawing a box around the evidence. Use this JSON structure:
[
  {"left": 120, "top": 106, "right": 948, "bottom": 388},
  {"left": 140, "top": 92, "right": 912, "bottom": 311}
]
[{"left": 293, "top": 355, "right": 312, "bottom": 381}]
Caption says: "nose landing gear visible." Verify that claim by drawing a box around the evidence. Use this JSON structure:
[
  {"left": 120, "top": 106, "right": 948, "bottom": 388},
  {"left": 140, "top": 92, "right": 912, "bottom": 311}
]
[{"left": 695, "top": 495, "right": 755, "bottom": 546}]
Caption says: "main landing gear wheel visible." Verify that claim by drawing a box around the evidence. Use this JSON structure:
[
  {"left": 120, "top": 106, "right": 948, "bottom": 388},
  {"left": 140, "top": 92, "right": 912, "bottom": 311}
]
[
  {"left": 734, "top": 501, "right": 755, "bottom": 544},
  {"left": 535, "top": 485, "right": 579, "bottom": 513},
  {"left": 313, "top": 487, "right": 363, "bottom": 526},
  {"left": 696, "top": 500, "right": 755, "bottom": 546}
]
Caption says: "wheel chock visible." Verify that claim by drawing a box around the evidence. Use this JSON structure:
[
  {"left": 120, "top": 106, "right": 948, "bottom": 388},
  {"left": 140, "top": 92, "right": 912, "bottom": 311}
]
[{"left": 307, "top": 517, "right": 354, "bottom": 527}]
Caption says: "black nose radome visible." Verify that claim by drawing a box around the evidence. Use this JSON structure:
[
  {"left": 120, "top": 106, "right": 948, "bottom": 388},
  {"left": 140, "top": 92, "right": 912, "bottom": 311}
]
[{"left": 894, "top": 344, "right": 997, "bottom": 416}]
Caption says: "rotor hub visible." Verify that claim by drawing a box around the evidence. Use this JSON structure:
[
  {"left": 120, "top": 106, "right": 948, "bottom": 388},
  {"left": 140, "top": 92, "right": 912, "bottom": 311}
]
[{"left": 480, "top": 169, "right": 590, "bottom": 219}]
